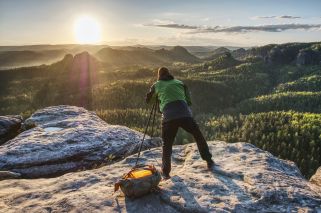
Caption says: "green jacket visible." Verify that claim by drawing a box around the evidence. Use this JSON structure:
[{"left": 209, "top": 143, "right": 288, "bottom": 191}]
[{"left": 146, "top": 77, "right": 192, "bottom": 112}]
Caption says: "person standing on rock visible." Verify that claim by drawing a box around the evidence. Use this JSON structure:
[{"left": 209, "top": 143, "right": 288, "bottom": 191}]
[{"left": 146, "top": 67, "right": 215, "bottom": 179}]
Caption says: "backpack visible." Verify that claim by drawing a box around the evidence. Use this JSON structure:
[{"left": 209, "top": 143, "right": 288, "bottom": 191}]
[{"left": 114, "top": 164, "right": 161, "bottom": 198}]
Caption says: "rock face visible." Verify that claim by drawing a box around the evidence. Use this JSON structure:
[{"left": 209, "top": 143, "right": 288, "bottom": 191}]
[
  {"left": 311, "top": 167, "right": 321, "bottom": 187},
  {"left": 0, "top": 106, "right": 160, "bottom": 178},
  {"left": 266, "top": 46, "right": 283, "bottom": 64},
  {"left": 0, "top": 141, "right": 320, "bottom": 212},
  {"left": 231, "top": 48, "right": 246, "bottom": 59},
  {"left": 0, "top": 171, "right": 21, "bottom": 180},
  {"left": 296, "top": 49, "right": 321, "bottom": 66},
  {"left": 0, "top": 115, "right": 23, "bottom": 145}
]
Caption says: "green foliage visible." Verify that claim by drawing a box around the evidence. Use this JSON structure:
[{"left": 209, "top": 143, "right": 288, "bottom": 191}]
[
  {"left": 197, "top": 111, "right": 321, "bottom": 178},
  {"left": 96, "top": 108, "right": 157, "bottom": 132},
  {"left": 93, "top": 81, "right": 151, "bottom": 110},
  {"left": 275, "top": 74, "right": 321, "bottom": 92},
  {"left": 203, "top": 53, "right": 241, "bottom": 71},
  {"left": 243, "top": 42, "right": 321, "bottom": 64},
  {"left": 237, "top": 92, "right": 321, "bottom": 114},
  {"left": 183, "top": 79, "right": 233, "bottom": 113},
  {"left": 194, "top": 62, "right": 272, "bottom": 103},
  {"left": 273, "top": 65, "right": 321, "bottom": 84},
  {"left": 243, "top": 56, "right": 264, "bottom": 63},
  {"left": 312, "top": 43, "right": 321, "bottom": 51},
  {"left": 96, "top": 108, "right": 189, "bottom": 145}
]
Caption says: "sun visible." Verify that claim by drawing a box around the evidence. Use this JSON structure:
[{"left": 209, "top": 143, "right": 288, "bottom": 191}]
[{"left": 74, "top": 16, "right": 102, "bottom": 44}]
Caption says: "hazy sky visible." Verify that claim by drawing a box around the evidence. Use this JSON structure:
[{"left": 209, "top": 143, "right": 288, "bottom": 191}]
[{"left": 0, "top": 0, "right": 321, "bottom": 46}]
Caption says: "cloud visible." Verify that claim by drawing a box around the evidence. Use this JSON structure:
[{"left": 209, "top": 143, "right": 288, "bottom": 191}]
[
  {"left": 253, "top": 15, "right": 301, "bottom": 19},
  {"left": 145, "top": 23, "right": 197, "bottom": 29},
  {"left": 253, "top": 16, "right": 276, "bottom": 19},
  {"left": 146, "top": 23, "right": 321, "bottom": 34},
  {"left": 105, "top": 34, "right": 237, "bottom": 46},
  {"left": 161, "top": 12, "right": 184, "bottom": 17},
  {"left": 196, "top": 24, "right": 321, "bottom": 33},
  {"left": 201, "top": 17, "right": 211, "bottom": 22},
  {"left": 279, "top": 15, "right": 301, "bottom": 19}
]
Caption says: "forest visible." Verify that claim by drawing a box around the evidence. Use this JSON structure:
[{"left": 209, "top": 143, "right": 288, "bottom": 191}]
[{"left": 0, "top": 42, "right": 320, "bottom": 178}]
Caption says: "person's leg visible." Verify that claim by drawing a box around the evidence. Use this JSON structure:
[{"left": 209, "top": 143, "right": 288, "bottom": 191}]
[
  {"left": 161, "top": 120, "right": 179, "bottom": 177},
  {"left": 179, "top": 117, "right": 212, "bottom": 161}
]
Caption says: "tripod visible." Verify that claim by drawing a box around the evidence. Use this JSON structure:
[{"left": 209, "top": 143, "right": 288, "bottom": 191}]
[{"left": 134, "top": 99, "right": 160, "bottom": 167}]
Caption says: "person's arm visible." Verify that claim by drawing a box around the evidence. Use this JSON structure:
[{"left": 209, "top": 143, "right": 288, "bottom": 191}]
[
  {"left": 146, "top": 84, "right": 161, "bottom": 113},
  {"left": 146, "top": 84, "right": 156, "bottom": 104},
  {"left": 183, "top": 84, "right": 192, "bottom": 106}
]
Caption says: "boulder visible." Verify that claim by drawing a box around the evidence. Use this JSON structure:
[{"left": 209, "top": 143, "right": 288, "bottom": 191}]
[
  {"left": 0, "top": 115, "right": 23, "bottom": 145},
  {"left": 310, "top": 167, "right": 321, "bottom": 187},
  {"left": 0, "top": 105, "right": 161, "bottom": 178},
  {"left": 0, "top": 141, "right": 320, "bottom": 212}
]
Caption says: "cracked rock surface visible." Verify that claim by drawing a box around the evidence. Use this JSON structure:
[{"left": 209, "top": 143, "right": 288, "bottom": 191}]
[
  {"left": 0, "top": 115, "right": 22, "bottom": 145},
  {"left": 0, "top": 105, "right": 160, "bottom": 178},
  {"left": 1, "top": 141, "right": 320, "bottom": 212}
]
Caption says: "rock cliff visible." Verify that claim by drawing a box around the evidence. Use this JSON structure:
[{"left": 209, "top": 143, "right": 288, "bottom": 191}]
[
  {"left": 0, "top": 115, "right": 22, "bottom": 145},
  {"left": 0, "top": 106, "right": 320, "bottom": 212},
  {"left": 311, "top": 167, "right": 321, "bottom": 187},
  {"left": 1, "top": 142, "right": 321, "bottom": 212},
  {"left": 0, "top": 106, "right": 160, "bottom": 178}
]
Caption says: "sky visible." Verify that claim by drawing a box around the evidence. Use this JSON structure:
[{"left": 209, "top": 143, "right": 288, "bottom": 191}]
[{"left": 0, "top": 0, "right": 321, "bottom": 46}]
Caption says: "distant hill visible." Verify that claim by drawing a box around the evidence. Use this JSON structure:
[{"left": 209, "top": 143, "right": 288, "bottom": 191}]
[
  {"left": 155, "top": 46, "right": 201, "bottom": 63},
  {"left": 182, "top": 46, "right": 243, "bottom": 59},
  {"left": 0, "top": 44, "right": 109, "bottom": 53},
  {"left": 95, "top": 46, "right": 200, "bottom": 67},
  {"left": 232, "top": 42, "right": 321, "bottom": 66},
  {"left": 0, "top": 45, "right": 109, "bottom": 69},
  {"left": 49, "top": 51, "right": 99, "bottom": 73},
  {"left": 231, "top": 48, "right": 247, "bottom": 59},
  {"left": 204, "top": 47, "right": 231, "bottom": 61},
  {"left": 0, "top": 44, "right": 248, "bottom": 68},
  {"left": 203, "top": 52, "right": 241, "bottom": 70},
  {"left": 0, "top": 45, "right": 72, "bottom": 52},
  {"left": 0, "top": 49, "right": 67, "bottom": 69}
]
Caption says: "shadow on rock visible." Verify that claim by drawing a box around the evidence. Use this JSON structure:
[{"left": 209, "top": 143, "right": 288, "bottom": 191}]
[{"left": 160, "top": 176, "right": 208, "bottom": 213}]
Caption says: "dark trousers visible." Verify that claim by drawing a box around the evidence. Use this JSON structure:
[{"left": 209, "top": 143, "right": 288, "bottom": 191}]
[{"left": 161, "top": 117, "right": 212, "bottom": 176}]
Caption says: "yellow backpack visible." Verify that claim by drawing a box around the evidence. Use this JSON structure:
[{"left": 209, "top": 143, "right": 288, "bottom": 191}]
[{"left": 114, "top": 164, "right": 161, "bottom": 198}]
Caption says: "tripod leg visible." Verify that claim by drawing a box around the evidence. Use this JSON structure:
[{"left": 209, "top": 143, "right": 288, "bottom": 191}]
[{"left": 134, "top": 102, "right": 156, "bottom": 167}]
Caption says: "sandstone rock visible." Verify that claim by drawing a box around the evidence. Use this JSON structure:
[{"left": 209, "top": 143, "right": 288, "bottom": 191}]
[
  {"left": 266, "top": 46, "right": 305, "bottom": 65},
  {"left": 267, "top": 47, "right": 284, "bottom": 64},
  {"left": 0, "top": 171, "right": 21, "bottom": 180},
  {"left": 310, "top": 167, "right": 321, "bottom": 187},
  {"left": 0, "top": 141, "right": 320, "bottom": 212},
  {"left": 231, "top": 48, "right": 246, "bottom": 59},
  {"left": 0, "top": 106, "right": 161, "bottom": 178},
  {"left": 296, "top": 49, "right": 320, "bottom": 66},
  {"left": 0, "top": 115, "right": 23, "bottom": 145}
]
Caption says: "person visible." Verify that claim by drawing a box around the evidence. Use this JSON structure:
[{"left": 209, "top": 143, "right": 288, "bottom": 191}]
[{"left": 146, "top": 67, "right": 215, "bottom": 180}]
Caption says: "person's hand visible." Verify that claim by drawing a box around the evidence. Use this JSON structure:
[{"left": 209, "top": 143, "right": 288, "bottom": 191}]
[{"left": 145, "top": 92, "right": 152, "bottom": 103}]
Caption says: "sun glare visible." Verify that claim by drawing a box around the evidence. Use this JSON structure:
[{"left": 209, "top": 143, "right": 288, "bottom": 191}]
[{"left": 74, "top": 16, "right": 102, "bottom": 44}]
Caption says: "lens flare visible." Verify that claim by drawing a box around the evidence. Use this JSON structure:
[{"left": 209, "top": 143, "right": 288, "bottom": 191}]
[{"left": 74, "top": 16, "right": 102, "bottom": 44}]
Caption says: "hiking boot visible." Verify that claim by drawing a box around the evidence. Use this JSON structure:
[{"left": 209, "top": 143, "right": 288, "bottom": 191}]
[
  {"left": 161, "top": 171, "right": 171, "bottom": 180},
  {"left": 206, "top": 159, "right": 215, "bottom": 170}
]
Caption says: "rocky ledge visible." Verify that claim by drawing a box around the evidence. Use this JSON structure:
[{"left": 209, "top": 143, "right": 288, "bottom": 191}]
[
  {"left": 0, "top": 106, "right": 160, "bottom": 178},
  {"left": 0, "top": 115, "right": 23, "bottom": 145},
  {"left": 311, "top": 167, "right": 321, "bottom": 187},
  {"left": 0, "top": 141, "right": 321, "bottom": 212}
]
